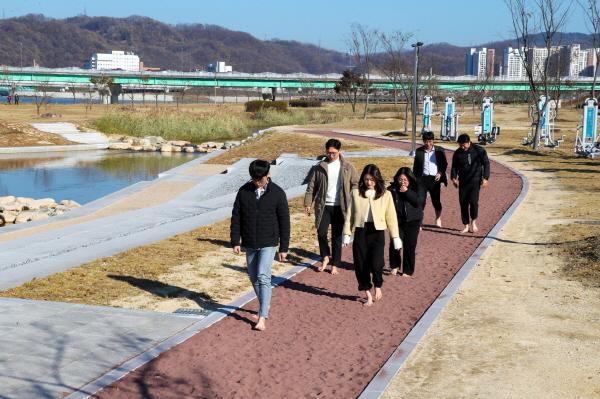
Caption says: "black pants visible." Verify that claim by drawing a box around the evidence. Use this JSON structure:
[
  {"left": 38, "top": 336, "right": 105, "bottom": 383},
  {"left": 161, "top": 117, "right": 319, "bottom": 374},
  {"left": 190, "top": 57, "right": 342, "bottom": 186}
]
[
  {"left": 317, "top": 205, "right": 344, "bottom": 267},
  {"left": 352, "top": 222, "right": 385, "bottom": 291},
  {"left": 458, "top": 180, "right": 480, "bottom": 225},
  {"left": 389, "top": 219, "right": 421, "bottom": 275},
  {"left": 419, "top": 175, "right": 442, "bottom": 212}
]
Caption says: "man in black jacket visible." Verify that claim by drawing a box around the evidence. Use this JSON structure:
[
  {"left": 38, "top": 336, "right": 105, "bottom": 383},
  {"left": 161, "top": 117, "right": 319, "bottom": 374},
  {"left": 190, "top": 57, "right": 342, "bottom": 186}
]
[
  {"left": 231, "top": 159, "right": 290, "bottom": 331},
  {"left": 451, "top": 134, "right": 491, "bottom": 234},
  {"left": 412, "top": 131, "right": 448, "bottom": 227}
]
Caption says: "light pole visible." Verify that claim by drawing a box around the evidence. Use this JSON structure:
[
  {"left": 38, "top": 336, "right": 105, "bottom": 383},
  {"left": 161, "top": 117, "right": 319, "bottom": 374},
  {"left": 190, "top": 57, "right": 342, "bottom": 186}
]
[
  {"left": 410, "top": 41, "right": 424, "bottom": 156},
  {"left": 19, "top": 41, "right": 23, "bottom": 70}
]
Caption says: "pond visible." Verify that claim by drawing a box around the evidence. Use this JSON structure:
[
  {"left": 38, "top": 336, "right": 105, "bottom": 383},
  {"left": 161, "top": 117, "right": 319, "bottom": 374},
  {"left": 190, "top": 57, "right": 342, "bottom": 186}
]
[{"left": 0, "top": 150, "right": 201, "bottom": 204}]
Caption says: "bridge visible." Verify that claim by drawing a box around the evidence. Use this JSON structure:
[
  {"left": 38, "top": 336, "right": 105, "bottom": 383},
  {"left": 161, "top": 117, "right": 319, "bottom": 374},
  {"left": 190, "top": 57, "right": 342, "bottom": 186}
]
[{"left": 0, "top": 66, "right": 597, "bottom": 100}]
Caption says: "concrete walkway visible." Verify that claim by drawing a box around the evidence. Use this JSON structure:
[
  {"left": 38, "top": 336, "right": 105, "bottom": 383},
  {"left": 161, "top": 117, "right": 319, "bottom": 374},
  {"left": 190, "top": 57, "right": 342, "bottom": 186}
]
[{"left": 0, "top": 144, "right": 408, "bottom": 399}]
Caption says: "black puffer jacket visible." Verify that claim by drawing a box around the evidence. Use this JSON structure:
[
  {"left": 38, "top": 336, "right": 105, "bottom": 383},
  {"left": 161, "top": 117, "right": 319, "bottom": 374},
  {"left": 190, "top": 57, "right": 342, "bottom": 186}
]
[
  {"left": 230, "top": 180, "right": 290, "bottom": 252},
  {"left": 388, "top": 184, "right": 424, "bottom": 223}
]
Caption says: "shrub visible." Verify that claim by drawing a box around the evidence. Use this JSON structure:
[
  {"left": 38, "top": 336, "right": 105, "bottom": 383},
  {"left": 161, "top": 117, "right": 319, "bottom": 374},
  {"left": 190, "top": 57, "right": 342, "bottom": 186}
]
[
  {"left": 289, "top": 98, "right": 322, "bottom": 108},
  {"left": 245, "top": 100, "right": 288, "bottom": 112}
]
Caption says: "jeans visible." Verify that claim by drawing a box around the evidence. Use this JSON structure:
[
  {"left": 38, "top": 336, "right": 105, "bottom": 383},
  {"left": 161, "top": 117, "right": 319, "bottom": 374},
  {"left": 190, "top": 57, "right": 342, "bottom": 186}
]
[{"left": 245, "top": 246, "right": 277, "bottom": 318}]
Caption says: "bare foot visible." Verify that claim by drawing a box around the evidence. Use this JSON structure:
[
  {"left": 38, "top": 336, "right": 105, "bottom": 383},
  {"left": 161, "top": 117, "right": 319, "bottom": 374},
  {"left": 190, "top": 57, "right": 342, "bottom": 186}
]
[
  {"left": 363, "top": 290, "right": 373, "bottom": 307},
  {"left": 471, "top": 220, "right": 479, "bottom": 233},
  {"left": 374, "top": 287, "right": 382, "bottom": 301},
  {"left": 330, "top": 266, "right": 339, "bottom": 275},
  {"left": 253, "top": 317, "right": 267, "bottom": 331},
  {"left": 318, "top": 256, "right": 329, "bottom": 272},
  {"left": 390, "top": 268, "right": 398, "bottom": 276},
  {"left": 435, "top": 217, "right": 442, "bottom": 228},
  {"left": 460, "top": 225, "right": 470, "bottom": 233},
  {"left": 251, "top": 314, "right": 259, "bottom": 321}
]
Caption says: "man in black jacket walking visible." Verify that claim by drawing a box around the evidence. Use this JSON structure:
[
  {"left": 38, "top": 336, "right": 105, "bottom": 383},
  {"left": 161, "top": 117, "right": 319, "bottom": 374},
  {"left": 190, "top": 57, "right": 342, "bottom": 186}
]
[
  {"left": 451, "top": 134, "right": 491, "bottom": 233},
  {"left": 413, "top": 131, "right": 448, "bottom": 227},
  {"left": 231, "top": 159, "right": 290, "bottom": 331}
]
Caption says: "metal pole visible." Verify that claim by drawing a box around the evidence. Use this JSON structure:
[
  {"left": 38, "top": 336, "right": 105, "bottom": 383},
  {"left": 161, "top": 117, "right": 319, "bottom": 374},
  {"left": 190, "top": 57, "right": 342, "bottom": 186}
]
[{"left": 410, "top": 42, "right": 423, "bottom": 156}]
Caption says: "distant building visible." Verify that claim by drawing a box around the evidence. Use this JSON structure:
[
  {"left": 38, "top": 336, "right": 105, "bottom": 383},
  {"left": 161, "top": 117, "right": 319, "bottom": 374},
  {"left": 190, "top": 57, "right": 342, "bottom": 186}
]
[
  {"left": 503, "top": 47, "right": 526, "bottom": 79},
  {"left": 85, "top": 51, "right": 140, "bottom": 71},
  {"left": 565, "top": 44, "right": 590, "bottom": 77},
  {"left": 465, "top": 48, "right": 492, "bottom": 78},
  {"left": 206, "top": 61, "right": 232, "bottom": 73}
]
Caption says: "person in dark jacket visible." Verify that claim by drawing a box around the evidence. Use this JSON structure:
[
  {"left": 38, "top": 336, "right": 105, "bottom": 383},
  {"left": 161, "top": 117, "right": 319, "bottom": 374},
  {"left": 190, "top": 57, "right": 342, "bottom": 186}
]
[
  {"left": 231, "top": 159, "right": 290, "bottom": 331},
  {"left": 451, "top": 134, "right": 491, "bottom": 234},
  {"left": 388, "top": 167, "right": 424, "bottom": 276},
  {"left": 412, "top": 131, "right": 448, "bottom": 227}
]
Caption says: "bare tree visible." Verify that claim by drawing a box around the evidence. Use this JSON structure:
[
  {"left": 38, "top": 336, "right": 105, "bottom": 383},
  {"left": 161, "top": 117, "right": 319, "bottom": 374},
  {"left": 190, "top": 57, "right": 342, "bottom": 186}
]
[
  {"left": 349, "top": 23, "right": 379, "bottom": 119},
  {"left": 579, "top": 0, "right": 600, "bottom": 98},
  {"left": 377, "top": 30, "right": 413, "bottom": 129},
  {"left": 504, "top": 0, "right": 571, "bottom": 149},
  {"left": 90, "top": 75, "right": 114, "bottom": 106},
  {"left": 33, "top": 82, "right": 51, "bottom": 115}
]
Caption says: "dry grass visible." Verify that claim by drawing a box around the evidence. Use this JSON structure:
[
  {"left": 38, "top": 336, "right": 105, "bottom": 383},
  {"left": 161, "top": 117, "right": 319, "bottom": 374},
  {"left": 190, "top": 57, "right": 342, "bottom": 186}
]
[
  {"left": 206, "top": 130, "right": 382, "bottom": 165},
  {"left": 0, "top": 156, "right": 411, "bottom": 310},
  {"left": 0, "top": 121, "right": 74, "bottom": 147}
]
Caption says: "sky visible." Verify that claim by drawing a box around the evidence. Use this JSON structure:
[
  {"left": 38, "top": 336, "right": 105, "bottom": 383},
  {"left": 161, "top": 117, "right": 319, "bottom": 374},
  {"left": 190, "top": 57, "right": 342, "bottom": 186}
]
[{"left": 1, "top": 0, "right": 590, "bottom": 51}]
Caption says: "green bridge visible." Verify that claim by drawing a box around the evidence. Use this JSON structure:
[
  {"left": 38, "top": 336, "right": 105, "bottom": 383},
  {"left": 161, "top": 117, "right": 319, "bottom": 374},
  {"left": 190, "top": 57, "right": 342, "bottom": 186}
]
[{"left": 1, "top": 67, "right": 598, "bottom": 92}]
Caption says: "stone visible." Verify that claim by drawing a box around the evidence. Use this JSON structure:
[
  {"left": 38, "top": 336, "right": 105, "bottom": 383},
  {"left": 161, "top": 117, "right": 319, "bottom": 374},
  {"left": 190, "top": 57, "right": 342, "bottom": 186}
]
[
  {"left": 130, "top": 145, "right": 143, "bottom": 151},
  {"left": 183, "top": 146, "right": 196, "bottom": 153},
  {"left": 160, "top": 144, "right": 173, "bottom": 153},
  {"left": 201, "top": 142, "right": 217, "bottom": 149},
  {"left": 1, "top": 201, "right": 26, "bottom": 212},
  {"left": 60, "top": 200, "right": 81, "bottom": 208},
  {"left": 143, "top": 136, "right": 165, "bottom": 145},
  {"left": 169, "top": 140, "right": 190, "bottom": 147},
  {"left": 28, "top": 198, "right": 56, "bottom": 210},
  {"left": 15, "top": 211, "right": 50, "bottom": 224},
  {"left": 142, "top": 145, "right": 157, "bottom": 151},
  {"left": 222, "top": 141, "right": 241, "bottom": 149},
  {"left": 1, "top": 210, "right": 18, "bottom": 224},
  {"left": 0, "top": 196, "right": 16, "bottom": 205},
  {"left": 108, "top": 142, "right": 132, "bottom": 150},
  {"left": 171, "top": 146, "right": 182, "bottom": 152}
]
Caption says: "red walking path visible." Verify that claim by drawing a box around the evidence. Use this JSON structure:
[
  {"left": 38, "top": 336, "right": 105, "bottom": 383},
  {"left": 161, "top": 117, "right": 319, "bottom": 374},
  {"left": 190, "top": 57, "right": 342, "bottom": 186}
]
[{"left": 90, "top": 132, "right": 522, "bottom": 398}]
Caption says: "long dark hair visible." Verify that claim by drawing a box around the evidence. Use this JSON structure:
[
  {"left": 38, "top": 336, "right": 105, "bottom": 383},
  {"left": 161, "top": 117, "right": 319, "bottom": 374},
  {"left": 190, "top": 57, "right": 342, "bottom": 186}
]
[
  {"left": 390, "top": 167, "right": 419, "bottom": 192},
  {"left": 359, "top": 164, "right": 386, "bottom": 199}
]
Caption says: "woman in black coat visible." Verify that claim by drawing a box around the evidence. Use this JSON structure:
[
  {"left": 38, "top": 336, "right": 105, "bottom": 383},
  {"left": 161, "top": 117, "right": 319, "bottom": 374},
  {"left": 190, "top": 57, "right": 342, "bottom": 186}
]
[{"left": 388, "top": 167, "right": 424, "bottom": 276}]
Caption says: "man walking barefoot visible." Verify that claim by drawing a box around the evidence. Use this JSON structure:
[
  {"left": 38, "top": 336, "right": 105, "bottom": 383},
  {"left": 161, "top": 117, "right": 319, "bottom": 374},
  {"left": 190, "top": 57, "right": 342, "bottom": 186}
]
[
  {"left": 451, "top": 134, "right": 490, "bottom": 233},
  {"left": 231, "top": 160, "right": 290, "bottom": 331},
  {"left": 413, "top": 131, "right": 448, "bottom": 227},
  {"left": 304, "top": 138, "right": 358, "bottom": 275}
]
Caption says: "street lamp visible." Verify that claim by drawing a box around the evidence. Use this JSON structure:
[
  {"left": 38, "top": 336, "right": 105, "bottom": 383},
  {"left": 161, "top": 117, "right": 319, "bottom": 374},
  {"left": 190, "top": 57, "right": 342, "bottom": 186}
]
[{"left": 410, "top": 41, "right": 424, "bottom": 156}]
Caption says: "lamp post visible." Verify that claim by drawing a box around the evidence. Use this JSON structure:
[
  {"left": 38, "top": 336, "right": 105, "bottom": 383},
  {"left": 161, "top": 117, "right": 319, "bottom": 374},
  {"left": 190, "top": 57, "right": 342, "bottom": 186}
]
[{"left": 410, "top": 41, "right": 424, "bottom": 156}]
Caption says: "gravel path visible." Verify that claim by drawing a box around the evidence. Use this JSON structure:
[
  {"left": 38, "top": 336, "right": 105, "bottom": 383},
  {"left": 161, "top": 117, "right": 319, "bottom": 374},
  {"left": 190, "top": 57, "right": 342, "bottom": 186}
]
[{"left": 90, "top": 131, "right": 522, "bottom": 399}]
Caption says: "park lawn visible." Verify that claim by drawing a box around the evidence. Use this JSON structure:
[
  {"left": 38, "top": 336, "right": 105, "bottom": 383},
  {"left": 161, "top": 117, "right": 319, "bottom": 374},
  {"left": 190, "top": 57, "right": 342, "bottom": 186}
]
[
  {"left": 0, "top": 154, "right": 413, "bottom": 311},
  {"left": 206, "top": 130, "right": 382, "bottom": 165}
]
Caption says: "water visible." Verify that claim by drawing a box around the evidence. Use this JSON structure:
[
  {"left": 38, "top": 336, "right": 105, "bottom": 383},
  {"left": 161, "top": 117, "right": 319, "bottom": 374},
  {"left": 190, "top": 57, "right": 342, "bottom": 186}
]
[{"left": 0, "top": 150, "right": 200, "bottom": 204}]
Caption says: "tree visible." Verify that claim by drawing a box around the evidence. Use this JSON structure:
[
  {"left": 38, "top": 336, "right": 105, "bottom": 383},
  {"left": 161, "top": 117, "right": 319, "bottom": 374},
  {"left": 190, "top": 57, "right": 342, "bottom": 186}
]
[
  {"left": 334, "top": 69, "right": 363, "bottom": 113},
  {"left": 33, "top": 82, "right": 51, "bottom": 115},
  {"left": 90, "top": 75, "right": 114, "bottom": 106},
  {"left": 578, "top": 0, "right": 600, "bottom": 98},
  {"left": 504, "top": 0, "right": 571, "bottom": 150},
  {"left": 349, "top": 23, "right": 378, "bottom": 119},
  {"left": 377, "top": 30, "right": 413, "bottom": 130}
]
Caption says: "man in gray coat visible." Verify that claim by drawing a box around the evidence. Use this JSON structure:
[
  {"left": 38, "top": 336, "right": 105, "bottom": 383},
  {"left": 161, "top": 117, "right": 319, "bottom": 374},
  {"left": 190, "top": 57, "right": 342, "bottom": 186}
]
[{"left": 304, "top": 138, "right": 358, "bottom": 275}]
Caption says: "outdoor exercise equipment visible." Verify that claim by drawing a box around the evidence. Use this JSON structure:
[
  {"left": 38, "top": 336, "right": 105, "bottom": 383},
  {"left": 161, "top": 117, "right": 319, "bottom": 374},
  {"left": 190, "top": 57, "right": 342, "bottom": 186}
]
[
  {"left": 440, "top": 96, "right": 459, "bottom": 141},
  {"left": 478, "top": 97, "right": 499, "bottom": 145},
  {"left": 574, "top": 98, "right": 600, "bottom": 158},
  {"left": 422, "top": 95, "right": 434, "bottom": 132},
  {"left": 524, "top": 95, "right": 564, "bottom": 148}
]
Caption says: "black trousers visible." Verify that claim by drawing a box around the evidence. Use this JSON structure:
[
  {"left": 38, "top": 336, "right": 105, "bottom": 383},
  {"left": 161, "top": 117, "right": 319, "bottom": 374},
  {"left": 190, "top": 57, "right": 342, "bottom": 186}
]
[
  {"left": 317, "top": 205, "right": 344, "bottom": 267},
  {"left": 352, "top": 222, "right": 385, "bottom": 291},
  {"left": 419, "top": 175, "right": 442, "bottom": 212},
  {"left": 458, "top": 180, "right": 480, "bottom": 225},
  {"left": 389, "top": 219, "right": 421, "bottom": 275}
]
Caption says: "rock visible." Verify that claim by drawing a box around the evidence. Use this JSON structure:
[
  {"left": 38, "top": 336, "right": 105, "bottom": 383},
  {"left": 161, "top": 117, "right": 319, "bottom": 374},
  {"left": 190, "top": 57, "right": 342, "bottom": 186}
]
[
  {"left": 169, "top": 140, "right": 190, "bottom": 147},
  {"left": 195, "top": 146, "right": 208, "bottom": 153},
  {"left": 28, "top": 198, "right": 57, "bottom": 210},
  {"left": 130, "top": 145, "right": 143, "bottom": 151},
  {"left": 1, "top": 201, "right": 26, "bottom": 212},
  {"left": 40, "top": 112, "right": 62, "bottom": 118},
  {"left": 108, "top": 142, "right": 132, "bottom": 150},
  {"left": 1, "top": 210, "right": 18, "bottom": 224},
  {"left": 201, "top": 142, "right": 218, "bottom": 149},
  {"left": 142, "top": 144, "right": 157, "bottom": 152},
  {"left": 222, "top": 141, "right": 241, "bottom": 149},
  {"left": 171, "top": 146, "right": 182, "bottom": 152},
  {"left": 160, "top": 143, "right": 173, "bottom": 152},
  {"left": 15, "top": 211, "right": 50, "bottom": 224},
  {"left": 0, "top": 196, "right": 16, "bottom": 205},
  {"left": 183, "top": 146, "right": 196, "bottom": 153},
  {"left": 143, "top": 136, "right": 165, "bottom": 145},
  {"left": 60, "top": 200, "right": 81, "bottom": 208}
]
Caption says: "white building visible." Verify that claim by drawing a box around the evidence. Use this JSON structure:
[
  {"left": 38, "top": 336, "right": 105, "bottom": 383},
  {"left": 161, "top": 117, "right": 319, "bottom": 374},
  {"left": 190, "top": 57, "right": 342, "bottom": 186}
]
[
  {"left": 503, "top": 47, "right": 526, "bottom": 79},
  {"left": 568, "top": 44, "right": 590, "bottom": 77},
  {"left": 465, "top": 48, "right": 488, "bottom": 78},
  {"left": 207, "top": 61, "right": 233, "bottom": 73},
  {"left": 86, "top": 51, "right": 140, "bottom": 71}
]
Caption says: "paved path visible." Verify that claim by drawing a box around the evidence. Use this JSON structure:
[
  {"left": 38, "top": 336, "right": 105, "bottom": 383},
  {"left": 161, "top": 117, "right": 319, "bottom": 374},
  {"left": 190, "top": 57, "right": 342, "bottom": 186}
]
[
  {"left": 82, "top": 132, "right": 523, "bottom": 398},
  {"left": 31, "top": 123, "right": 109, "bottom": 146}
]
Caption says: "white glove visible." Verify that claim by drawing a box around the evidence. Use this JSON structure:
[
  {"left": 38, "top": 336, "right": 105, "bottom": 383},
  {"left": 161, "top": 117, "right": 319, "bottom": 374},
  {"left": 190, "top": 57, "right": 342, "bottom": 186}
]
[
  {"left": 342, "top": 235, "right": 351, "bottom": 247},
  {"left": 393, "top": 237, "right": 402, "bottom": 250}
]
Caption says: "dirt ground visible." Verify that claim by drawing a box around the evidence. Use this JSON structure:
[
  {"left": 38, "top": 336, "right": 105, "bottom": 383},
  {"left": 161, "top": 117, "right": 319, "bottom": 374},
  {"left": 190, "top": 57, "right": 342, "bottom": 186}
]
[{"left": 382, "top": 159, "right": 600, "bottom": 399}]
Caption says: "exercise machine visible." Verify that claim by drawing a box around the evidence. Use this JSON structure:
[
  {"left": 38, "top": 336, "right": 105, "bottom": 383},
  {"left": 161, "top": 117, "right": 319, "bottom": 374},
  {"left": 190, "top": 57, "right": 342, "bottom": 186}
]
[
  {"left": 478, "top": 97, "right": 499, "bottom": 145},
  {"left": 440, "top": 96, "right": 459, "bottom": 141},
  {"left": 575, "top": 97, "right": 600, "bottom": 158},
  {"left": 422, "top": 95, "right": 434, "bottom": 132},
  {"left": 524, "top": 95, "right": 564, "bottom": 148}
]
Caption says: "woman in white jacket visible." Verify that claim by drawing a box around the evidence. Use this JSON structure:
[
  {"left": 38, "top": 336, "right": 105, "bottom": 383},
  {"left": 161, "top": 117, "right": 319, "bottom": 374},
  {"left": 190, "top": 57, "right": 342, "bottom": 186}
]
[{"left": 343, "top": 164, "right": 402, "bottom": 306}]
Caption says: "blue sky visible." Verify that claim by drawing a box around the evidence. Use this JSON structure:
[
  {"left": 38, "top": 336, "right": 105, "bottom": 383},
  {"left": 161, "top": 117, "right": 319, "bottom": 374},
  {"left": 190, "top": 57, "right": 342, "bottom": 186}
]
[{"left": 2, "top": 0, "right": 588, "bottom": 51}]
